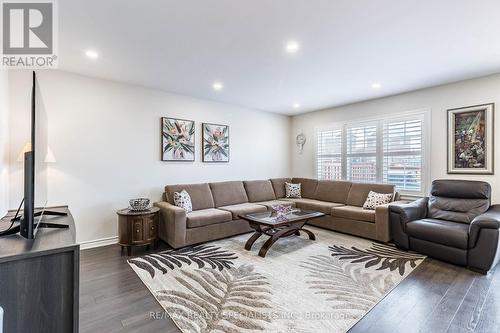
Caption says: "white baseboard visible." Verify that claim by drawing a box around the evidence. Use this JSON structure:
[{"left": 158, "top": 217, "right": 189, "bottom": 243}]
[{"left": 79, "top": 236, "right": 118, "bottom": 250}]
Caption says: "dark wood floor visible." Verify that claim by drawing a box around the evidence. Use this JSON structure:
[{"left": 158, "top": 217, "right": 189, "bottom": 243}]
[{"left": 80, "top": 243, "right": 500, "bottom": 333}]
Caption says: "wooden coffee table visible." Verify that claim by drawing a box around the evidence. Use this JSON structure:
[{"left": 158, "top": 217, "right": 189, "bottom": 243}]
[{"left": 239, "top": 209, "right": 325, "bottom": 257}]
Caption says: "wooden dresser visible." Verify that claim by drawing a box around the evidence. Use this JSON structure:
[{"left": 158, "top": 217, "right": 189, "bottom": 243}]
[{"left": 0, "top": 206, "right": 79, "bottom": 333}]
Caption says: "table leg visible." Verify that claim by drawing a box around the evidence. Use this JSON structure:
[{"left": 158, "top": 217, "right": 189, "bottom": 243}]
[
  {"left": 258, "top": 235, "right": 281, "bottom": 257},
  {"left": 245, "top": 231, "right": 263, "bottom": 250},
  {"left": 258, "top": 226, "right": 294, "bottom": 257},
  {"left": 300, "top": 228, "right": 316, "bottom": 240},
  {"left": 127, "top": 246, "right": 132, "bottom": 256}
]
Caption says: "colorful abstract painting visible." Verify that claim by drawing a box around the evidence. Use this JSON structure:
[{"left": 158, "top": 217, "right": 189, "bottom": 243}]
[
  {"left": 202, "top": 123, "right": 229, "bottom": 162},
  {"left": 448, "top": 104, "right": 494, "bottom": 174},
  {"left": 162, "top": 117, "right": 195, "bottom": 161}
]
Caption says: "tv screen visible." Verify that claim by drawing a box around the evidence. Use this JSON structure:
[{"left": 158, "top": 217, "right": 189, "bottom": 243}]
[
  {"left": 21, "top": 71, "right": 48, "bottom": 238},
  {"left": 33, "top": 73, "right": 49, "bottom": 217},
  {"left": 0, "top": 71, "right": 66, "bottom": 239}
]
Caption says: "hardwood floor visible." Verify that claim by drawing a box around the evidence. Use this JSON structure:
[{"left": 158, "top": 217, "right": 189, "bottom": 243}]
[{"left": 80, "top": 243, "right": 500, "bottom": 333}]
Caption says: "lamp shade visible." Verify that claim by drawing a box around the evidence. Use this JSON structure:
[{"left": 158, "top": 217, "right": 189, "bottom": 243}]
[
  {"left": 16, "top": 142, "right": 56, "bottom": 163},
  {"left": 16, "top": 142, "right": 32, "bottom": 162}
]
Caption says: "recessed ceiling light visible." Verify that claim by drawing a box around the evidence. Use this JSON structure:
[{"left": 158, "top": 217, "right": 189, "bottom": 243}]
[
  {"left": 213, "top": 82, "right": 223, "bottom": 91},
  {"left": 293, "top": 103, "right": 301, "bottom": 109},
  {"left": 372, "top": 82, "right": 382, "bottom": 89},
  {"left": 285, "top": 41, "right": 300, "bottom": 53},
  {"left": 85, "top": 50, "right": 98, "bottom": 59}
]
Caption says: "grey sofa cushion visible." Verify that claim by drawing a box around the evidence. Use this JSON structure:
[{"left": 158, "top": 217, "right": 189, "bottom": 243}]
[
  {"left": 291, "top": 178, "right": 318, "bottom": 199},
  {"left": 406, "top": 218, "right": 469, "bottom": 249},
  {"left": 284, "top": 198, "right": 343, "bottom": 214},
  {"left": 218, "top": 203, "right": 268, "bottom": 219},
  {"left": 243, "top": 180, "right": 276, "bottom": 202},
  {"left": 209, "top": 181, "right": 249, "bottom": 207},
  {"left": 332, "top": 205, "right": 376, "bottom": 223},
  {"left": 269, "top": 178, "right": 292, "bottom": 199},
  {"left": 314, "top": 180, "right": 352, "bottom": 204},
  {"left": 165, "top": 183, "right": 214, "bottom": 211},
  {"left": 346, "top": 183, "right": 395, "bottom": 207},
  {"left": 186, "top": 208, "right": 233, "bottom": 228}
]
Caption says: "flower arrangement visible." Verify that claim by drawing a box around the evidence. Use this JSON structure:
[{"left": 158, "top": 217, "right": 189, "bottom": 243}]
[{"left": 272, "top": 204, "right": 292, "bottom": 221}]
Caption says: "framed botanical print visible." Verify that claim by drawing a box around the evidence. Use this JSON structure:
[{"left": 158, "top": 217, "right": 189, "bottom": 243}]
[
  {"left": 202, "top": 123, "right": 229, "bottom": 162},
  {"left": 161, "top": 117, "right": 195, "bottom": 161},
  {"left": 447, "top": 103, "right": 494, "bottom": 174}
]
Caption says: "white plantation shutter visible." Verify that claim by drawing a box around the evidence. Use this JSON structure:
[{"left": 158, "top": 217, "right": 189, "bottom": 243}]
[
  {"left": 315, "top": 111, "right": 427, "bottom": 195},
  {"left": 346, "top": 124, "right": 378, "bottom": 183},
  {"left": 383, "top": 117, "right": 423, "bottom": 193},
  {"left": 316, "top": 128, "right": 342, "bottom": 180}
]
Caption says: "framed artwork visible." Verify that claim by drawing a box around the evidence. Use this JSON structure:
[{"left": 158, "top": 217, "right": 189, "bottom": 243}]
[
  {"left": 161, "top": 117, "right": 195, "bottom": 161},
  {"left": 202, "top": 123, "right": 229, "bottom": 162},
  {"left": 447, "top": 103, "right": 494, "bottom": 174}
]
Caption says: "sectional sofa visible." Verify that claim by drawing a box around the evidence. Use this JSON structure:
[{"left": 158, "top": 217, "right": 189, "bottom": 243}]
[{"left": 155, "top": 178, "right": 400, "bottom": 249}]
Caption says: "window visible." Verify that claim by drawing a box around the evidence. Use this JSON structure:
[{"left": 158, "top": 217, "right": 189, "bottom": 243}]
[
  {"left": 316, "top": 111, "right": 428, "bottom": 195},
  {"left": 346, "top": 123, "right": 378, "bottom": 183},
  {"left": 383, "top": 118, "right": 423, "bottom": 193},
  {"left": 316, "top": 128, "right": 342, "bottom": 180}
]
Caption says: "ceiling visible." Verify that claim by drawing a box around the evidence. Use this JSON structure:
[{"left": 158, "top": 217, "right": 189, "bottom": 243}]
[{"left": 59, "top": 0, "right": 500, "bottom": 115}]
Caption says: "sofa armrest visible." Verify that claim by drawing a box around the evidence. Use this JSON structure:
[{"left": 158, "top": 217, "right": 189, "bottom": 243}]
[
  {"left": 375, "top": 201, "right": 408, "bottom": 242},
  {"left": 389, "top": 197, "right": 429, "bottom": 229},
  {"left": 469, "top": 204, "right": 500, "bottom": 248},
  {"left": 154, "top": 202, "right": 187, "bottom": 249}
]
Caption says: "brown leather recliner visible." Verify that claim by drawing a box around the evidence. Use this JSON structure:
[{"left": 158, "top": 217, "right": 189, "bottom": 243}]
[{"left": 389, "top": 179, "right": 500, "bottom": 274}]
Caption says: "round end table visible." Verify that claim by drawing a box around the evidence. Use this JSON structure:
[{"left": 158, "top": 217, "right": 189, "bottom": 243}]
[{"left": 117, "top": 206, "right": 160, "bottom": 256}]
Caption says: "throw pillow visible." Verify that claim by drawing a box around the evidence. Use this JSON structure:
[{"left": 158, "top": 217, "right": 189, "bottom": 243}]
[
  {"left": 363, "top": 191, "right": 393, "bottom": 210},
  {"left": 173, "top": 190, "right": 193, "bottom": 213},
  {"left": 285, "top": 182, "right": 301, "bottom": 198}
]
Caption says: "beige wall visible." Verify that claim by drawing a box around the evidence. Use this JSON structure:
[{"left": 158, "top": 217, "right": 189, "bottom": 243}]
[
  {"left": 8, "top": 70, "right": 291, "bottom": 243},
  {"left": 291, "top": 74, "right": 500, "bottom": 203}
]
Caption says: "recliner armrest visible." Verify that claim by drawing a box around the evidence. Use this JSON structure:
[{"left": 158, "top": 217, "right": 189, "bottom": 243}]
[
  {"left": 389, "top": 197, "right": 428, "bottom": 227},
  {"left": 469, "top": 204, "right": 500, "bottom": 248},
  {"left": 471, "top": 205, "right": 500, "bottom": 228},
  {"left": 374, "top": 200, "right": 408, "bottom": 242}
]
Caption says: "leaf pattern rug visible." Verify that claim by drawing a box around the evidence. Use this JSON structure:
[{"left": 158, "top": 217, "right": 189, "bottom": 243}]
[{"left": 128, "top": 226, "right": 425, "bottom": 333}]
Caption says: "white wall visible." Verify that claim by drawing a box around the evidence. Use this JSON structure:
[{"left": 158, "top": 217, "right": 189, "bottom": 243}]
[
  {"left": 0, "top": 70, "right": 9, "bottom": 217},
  {"left": 8, "top": 70, "right": 291, "bottom": 243},
  {"left": 291, "top": 74, "right": 500, "bottom": 203}
]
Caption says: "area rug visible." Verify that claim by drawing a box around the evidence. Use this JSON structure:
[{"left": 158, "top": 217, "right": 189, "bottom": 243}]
[{"left": 128, "top": 226, "right": 425, "bottom": 333}]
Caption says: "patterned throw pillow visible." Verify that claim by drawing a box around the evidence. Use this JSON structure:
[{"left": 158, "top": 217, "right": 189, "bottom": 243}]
[
  {"left": 173, "top": 190, "right": 193, "bottom": 213},
  {"left": 285, "top": 182, "right": 302, "bottom": 198},
  {"left": 362, "top": 191, "right": 393, "bottom": 210}
]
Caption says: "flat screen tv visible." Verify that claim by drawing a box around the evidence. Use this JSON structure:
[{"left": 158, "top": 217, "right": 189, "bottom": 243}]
[{"left": 0, "top": 71, "right": 67, "bottom": 239}]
